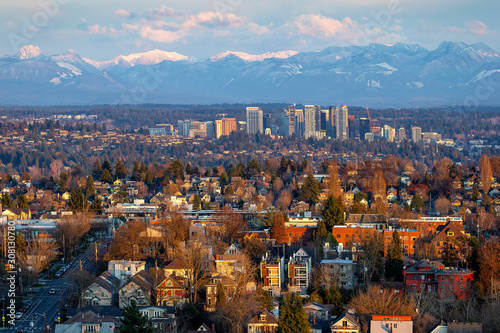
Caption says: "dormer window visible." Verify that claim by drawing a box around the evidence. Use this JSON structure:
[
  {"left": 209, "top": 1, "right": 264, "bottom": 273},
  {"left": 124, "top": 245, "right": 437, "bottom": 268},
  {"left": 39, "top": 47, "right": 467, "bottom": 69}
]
[{"left": 261, "top": 314, "right": 266, "bottom": 321}]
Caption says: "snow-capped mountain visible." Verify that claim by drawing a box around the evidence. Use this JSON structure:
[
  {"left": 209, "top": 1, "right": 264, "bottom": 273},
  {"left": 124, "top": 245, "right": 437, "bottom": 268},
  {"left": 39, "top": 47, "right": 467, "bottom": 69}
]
[
  {"left": 83, "top": 49, "right": 193, "bottom": 71},
  {"left": 210, "top": 50, "right": 299, "bottom": 62},
  {"left": 1, "top": 42, "right": 500, "bottom": 106},
  {"left": 16, "top": 45, "right": 43, "bottom": 60}
]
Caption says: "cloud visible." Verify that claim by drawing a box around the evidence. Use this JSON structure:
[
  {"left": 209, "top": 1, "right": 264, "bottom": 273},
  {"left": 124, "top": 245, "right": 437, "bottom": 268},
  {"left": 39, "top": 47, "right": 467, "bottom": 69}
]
[
  {"left": 114, "top": 9, "right": 131, "bottom": 18},
  {"left": 146, "top": 5, "right": 178, "bottom": 19},
  {"left": 286, "top": 14, "right": 374, "bottom": 44},
  {"left": 466, "top": 20, "right": 488, "bottom": 35},
  {"left": 88, "top": 24, "right": 116, "bottom": 35},
  {"left": 139, "top": 26, "right": 185, "bottom": 43}
]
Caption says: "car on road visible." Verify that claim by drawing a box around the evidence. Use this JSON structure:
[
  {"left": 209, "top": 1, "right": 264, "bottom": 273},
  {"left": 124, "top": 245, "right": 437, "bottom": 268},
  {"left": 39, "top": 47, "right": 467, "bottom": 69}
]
[
  {"left": 16, "top": 326, "right": 24, "bottom": 332},
  {"left": 54, "top": 311, "right": 61, "bottom": 323},
  {"left": 49, "top": 288, "right": 56, "bottom": 295},
  {"left": 15, "top": 311, "right": 23, "bottom": 319}
]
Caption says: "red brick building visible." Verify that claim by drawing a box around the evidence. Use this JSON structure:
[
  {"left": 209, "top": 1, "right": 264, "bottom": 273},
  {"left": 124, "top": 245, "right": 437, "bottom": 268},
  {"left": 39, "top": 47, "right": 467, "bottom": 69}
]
[
  {"left": 403, "top": 260, "right": 474, "bottom": 299},
  {"left": 383, "top": 228, "right": 420, "bottom": 257},
  {"left": 436, "top": 268, "right": 474, "bottom": 299}
]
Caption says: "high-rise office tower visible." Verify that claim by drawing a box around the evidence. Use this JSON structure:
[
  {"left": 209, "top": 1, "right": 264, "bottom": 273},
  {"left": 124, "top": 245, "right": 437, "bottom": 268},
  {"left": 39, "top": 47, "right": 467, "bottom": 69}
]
[
  {"left": 304, "top": 105, "right": 317, "bottom": 138},
  {"left": 295, "top": 109, "right": 304, "bottom": 139},
  {"left": 177, "top": 120, "right": 191, "bottom": 137},
  {"left": 348, "top": 115, "right": 355, "bottom": 139},
  {"left": 205, "top": 121, "right": 215, "bottom": 138},
  {"left": 359, "top": 118, "right": 370, "bottom": 140},
  {"left": 328, "top": 106, "right": 337, "bottom": 138},
  {"left": 279, "top": 113, "right": 289, "bottom": 137},
  {"left": 287, "top": 105, "right": 296, "bottom": 136},
  {"left": 398, "top": 127, "right": 406, "bottom": 142},
  {"left": 222, "top": 118, "right": 237, "bottom": 136},
  {"left": 383, "top": 125, "right": 395, "bottom": 142},
  {"left": 320, "top": 110, "right": 328, "bottom": 131},
  {"left": 315, "top": 105, "right": 322, "bottom": 131},
  {"left": 246, "top": 107, "right": 264, "bottom": 134},
  {"left": 263, "top": 113, "right": 272, "bottom": 132},
  {"left": 215, "top": 120, "right": 223, "bottom": 138},
  {"left": 412, "top": 126, "right": 421, "bottom": 143},
  {"left": 335, "top": 105, "right": 349, "bottom": 140}
]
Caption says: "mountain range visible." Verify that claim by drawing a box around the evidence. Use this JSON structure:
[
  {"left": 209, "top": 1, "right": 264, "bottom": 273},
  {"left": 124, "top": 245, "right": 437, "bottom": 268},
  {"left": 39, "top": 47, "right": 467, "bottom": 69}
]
[{"left": 1, "top": 42, "right": 500, "bottom": 106}]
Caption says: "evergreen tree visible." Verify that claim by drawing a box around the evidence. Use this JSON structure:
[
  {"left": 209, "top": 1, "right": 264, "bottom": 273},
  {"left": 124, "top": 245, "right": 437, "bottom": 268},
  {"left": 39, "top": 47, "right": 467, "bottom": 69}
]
[
  {"left": 315, "top": 219, "right": 327, "bottom": 239},
  {"left": 68, "top": 188, "right": 88, "bottom": 212},
  {"left": 185, "top": 163, "right": 193, "bottom": 175},
  {"left": 92, "top": 159, "right": 102, "bottom": 180},
  {"left": 1, "top": 193, "right": 12, "bottom": 209},
  {"left": 321, "top": 195, "right": 345, "bottom": 232},
  {"left": 322, "top": 287, "right": 343, "bottom": 316},
  {"left": 85, "top": 175, "right": 95, "bottom": 198},
  {"left": 410, "top": 195, "right": 424, "bottom": 212},
  {"left": 131, "top": 161, "right": 141, "bottom": 181},
  {"left": 90, "top": 197, "right": 103, "bottom": 215},
  {"left": 192, "top": 194, "right": 201, "bottom": 211},
  {"left": 215, "top": 281, "right": 228, "bottom": 309},
  {"left": 256, "top": 285, "right": 274, "bottom": 311},
  {"left": 100, "top": 168, "right": 114, "bottom": 184},
  {"left": 277, "top": 293, "right": 311, "bottom": 333},
  {"left": 102, "top": 158, "right": 113, "bottom": 173},
  {"left": 385, "top": 230, "right": 404, "bottom": 281},
  {"left": 115, "top": 159, "right": 128, "bottom": 180},
  {"left": 299, "top": 172, "right": 320, "bottom": 204},
  {"left": 145, "top": 171, "right": 154, "bottom": 185},
  {"left": 58, "top": 172, "right": 69, "bottom": 193},
  {"left": 120, "top": 300, "right": 153, "bottom": 333},
  {"left": 280, "top": 156, "right": 287, "bottom": 173},
  {"left": 219, "top": 171, "right": 229, "bottom": 188},
  {"left": 139, "top": 161, "right": 148, "bottom": 174},
  {"left": 16, "top": 194, "right": 28, "bottom": 208},
  {"left": 271, "top": 212, "right": 287, "bottom": 244}
]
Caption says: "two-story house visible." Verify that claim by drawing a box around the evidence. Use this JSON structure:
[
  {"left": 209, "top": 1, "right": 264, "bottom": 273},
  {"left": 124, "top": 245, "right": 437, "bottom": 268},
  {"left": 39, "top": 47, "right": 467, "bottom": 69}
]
[
  {"left": 119, "top": 270, "right": 155, "bottom": 309},
  {"left": 81, "top": 271, "right": 121, "bottom": 306},
  {"left": 287, "top": 247, "right": 312, "bottom": 295}
]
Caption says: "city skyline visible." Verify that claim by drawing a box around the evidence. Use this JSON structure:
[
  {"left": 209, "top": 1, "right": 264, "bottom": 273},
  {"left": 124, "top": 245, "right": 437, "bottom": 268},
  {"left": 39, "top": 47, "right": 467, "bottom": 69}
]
[{"left": 0, "top": 0, "right": 498, "bottom": 60}]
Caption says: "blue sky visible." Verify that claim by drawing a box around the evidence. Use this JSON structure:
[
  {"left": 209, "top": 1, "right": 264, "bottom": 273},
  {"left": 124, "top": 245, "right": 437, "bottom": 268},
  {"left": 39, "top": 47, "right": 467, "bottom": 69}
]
[{"left": 1, "top": 0, "right": 498, "bottom": 59}]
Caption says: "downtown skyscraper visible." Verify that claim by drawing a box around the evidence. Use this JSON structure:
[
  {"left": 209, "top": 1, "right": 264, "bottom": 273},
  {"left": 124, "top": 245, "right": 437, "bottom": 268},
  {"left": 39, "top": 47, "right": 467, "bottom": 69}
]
[{"left": 246, "top": 107, "right": 264, "bottom": 134}]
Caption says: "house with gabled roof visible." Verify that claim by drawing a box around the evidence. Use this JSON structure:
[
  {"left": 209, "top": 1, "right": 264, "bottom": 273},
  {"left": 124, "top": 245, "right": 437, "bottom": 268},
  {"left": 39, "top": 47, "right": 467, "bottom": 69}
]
[
  {"left": 213, "top": 244, "right": 246, "bottom": 278},
  {"left": 156, "top": 274, "right": 188, "bottom": 307},
  {"left": 432, "top": 220, "right": 467, "bottom": 256},
  {"left": 119, "top": 270, "right": 155, "bottom": 308},
  {"left": 81, "top": 271, "right": 121, "bottom": 306},
  {"left": 204, "top": 275, "right": 236, "bottom": 311},
  {"left": 330, "top": 312, "right": 360, "bottom": 333},
  {"left": 164, "top": 259, "right": 192, "bottom": 279},
  {"left": 247, "top": 309, "right": 278, "bottom": 333},
  {"left": 287, "top": 247, "right": 312, "bottom": 295}
]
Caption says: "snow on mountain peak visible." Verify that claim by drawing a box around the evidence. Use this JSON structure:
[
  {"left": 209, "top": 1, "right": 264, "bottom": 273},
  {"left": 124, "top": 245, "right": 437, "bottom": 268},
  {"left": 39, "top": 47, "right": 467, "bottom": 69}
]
[
  {"left": 210, "top": 50, "right": 299, "bottom": 62},
  {"left": 16, "top": 45, "right": 42, "bottom": 59},
  {"left": 83, "top": 49, "right": 189, "bottom": 70}
]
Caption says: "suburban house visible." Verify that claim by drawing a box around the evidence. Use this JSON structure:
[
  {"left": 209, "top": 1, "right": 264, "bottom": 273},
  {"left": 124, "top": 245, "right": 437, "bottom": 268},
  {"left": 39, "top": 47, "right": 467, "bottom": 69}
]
[
  {"left": 370, "top": 315, "right": 413, "bottom": 333},
  {"left": 204, "top": 275, "right": 236, "bottom": 311},
  {"left": 330, "top": 312, "right": 360, "bottom": 333},
  {"left": 247, "top": 309, "right": 279, "bottom": 333},
  {"left": 108, "top": 260, "right": 146, "bottom": 283},
  {"left": 54, "top": 310, "right": 119, "bottom": 333},
  {"left": 156, "top": 275, "right": 188, "bottom": 307},
  {"left": 213, "top": 244, "right": 246, "bottom": 278},
  {"left": 118, "top": 270, "right": 155, "bottom": 308},
  {"left": 81, "top": 271, "right": 121, "bottom": 306},
  {"left": 138, "top": 306, "right": 177, "bottom": 333}
]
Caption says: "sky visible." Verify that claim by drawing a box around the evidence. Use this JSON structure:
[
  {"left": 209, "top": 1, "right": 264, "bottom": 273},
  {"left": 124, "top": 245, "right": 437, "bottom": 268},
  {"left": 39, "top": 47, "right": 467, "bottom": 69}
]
[{"left": 1, "top": 0, "right": 498, "bottom": 60}]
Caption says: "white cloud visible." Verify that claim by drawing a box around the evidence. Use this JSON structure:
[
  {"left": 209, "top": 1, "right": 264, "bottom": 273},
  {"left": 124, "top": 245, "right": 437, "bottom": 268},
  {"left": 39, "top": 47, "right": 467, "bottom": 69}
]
[
  {"left": 5, "top": 20, "right": 15, "bottom": 28},
  {"left": 139, "top": 26, "right": 185, "bottom": 43},
  {"left": 466, "top": 20, "right": 488, "bottom": 35},
  {"left": 114, "top": 9, "right": 131, "bottom": 18}
]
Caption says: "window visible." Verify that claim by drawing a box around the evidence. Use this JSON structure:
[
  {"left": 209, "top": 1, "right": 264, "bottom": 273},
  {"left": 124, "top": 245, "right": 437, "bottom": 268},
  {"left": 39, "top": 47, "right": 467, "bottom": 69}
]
[
  {"left": 460, "top": 276, "right": 464, "bottom": 281},
  {"left": 386, "top": 324, "right": 389, "bottom": 328},
  {"left": 394, "top": 324, "right": 397, "bottom": 328},
  {"left": 460, "top": 285, "right": 464, "bottom": 291},
  {"left": 447, "top": 232, "right": 454, "bottom": 237}
]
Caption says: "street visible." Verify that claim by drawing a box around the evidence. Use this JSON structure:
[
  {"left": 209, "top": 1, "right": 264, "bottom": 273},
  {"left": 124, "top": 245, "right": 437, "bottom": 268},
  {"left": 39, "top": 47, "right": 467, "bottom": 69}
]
[{"left": 3, "top": 243, "right": 107, "bottom": 332}]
